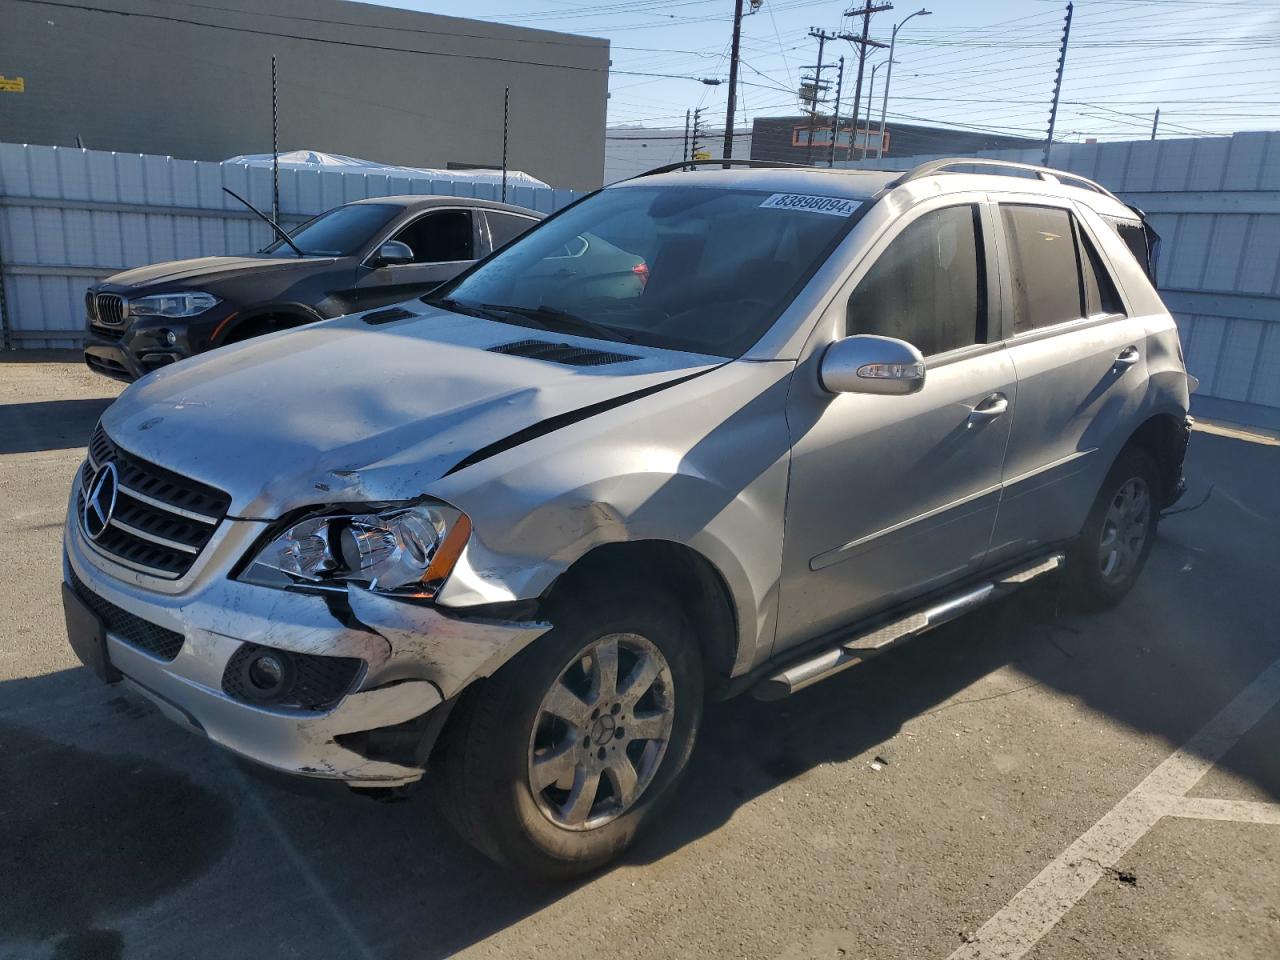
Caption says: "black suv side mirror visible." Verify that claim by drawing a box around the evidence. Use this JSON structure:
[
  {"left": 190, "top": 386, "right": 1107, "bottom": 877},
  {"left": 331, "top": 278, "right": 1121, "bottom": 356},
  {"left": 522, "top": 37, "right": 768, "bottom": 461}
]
[{"left": 372, "top": 240, "right": 414, "bottom": 268}]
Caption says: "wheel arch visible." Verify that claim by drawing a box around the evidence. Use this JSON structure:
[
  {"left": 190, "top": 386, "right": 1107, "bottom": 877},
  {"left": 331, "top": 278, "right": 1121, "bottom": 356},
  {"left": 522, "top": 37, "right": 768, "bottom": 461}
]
[
  {"left": 1118, "top": 410, "right": 1189, "bottom": 506},
  {"left": 215, "top": 302, "right": 323, "bottom": 345},
  {"left": 542, "top": 540, "right": 740, "bottom": 697}
]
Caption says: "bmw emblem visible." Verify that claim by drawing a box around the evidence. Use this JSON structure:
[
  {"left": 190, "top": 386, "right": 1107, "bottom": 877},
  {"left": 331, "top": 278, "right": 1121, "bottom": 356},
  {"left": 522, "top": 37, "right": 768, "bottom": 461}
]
[{"left": 82, "top": 461, "right": 120, "bottom": 541}]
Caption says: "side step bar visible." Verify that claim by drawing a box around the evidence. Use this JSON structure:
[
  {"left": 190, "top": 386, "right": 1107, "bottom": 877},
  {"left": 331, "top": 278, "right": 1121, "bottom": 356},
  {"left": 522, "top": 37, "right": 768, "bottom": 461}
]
[{"left": 753, "top": 553, "right": 1065, "bottom": 700}]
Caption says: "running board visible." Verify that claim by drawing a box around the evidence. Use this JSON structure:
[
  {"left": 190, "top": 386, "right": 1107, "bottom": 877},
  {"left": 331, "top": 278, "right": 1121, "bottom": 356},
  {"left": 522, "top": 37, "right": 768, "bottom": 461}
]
[{"left": 753, "top": 553, "right": 1065, "bottom": 701}]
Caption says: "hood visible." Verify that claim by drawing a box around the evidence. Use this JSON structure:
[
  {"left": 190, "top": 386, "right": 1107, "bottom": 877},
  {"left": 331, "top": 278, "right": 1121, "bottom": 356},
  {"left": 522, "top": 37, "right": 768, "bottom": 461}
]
[
  {"left": 99, "top": 303, "right": 719, "bottom": 517},
  {"left": 101, "top": 255, "right": 331, "bottom": 289}
]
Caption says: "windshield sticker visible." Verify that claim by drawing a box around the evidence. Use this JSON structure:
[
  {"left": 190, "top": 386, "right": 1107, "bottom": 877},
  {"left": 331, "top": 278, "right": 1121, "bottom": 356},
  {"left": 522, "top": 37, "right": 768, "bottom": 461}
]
[{"left": 759, "top": 193, "right": 861, "bottom": 217}]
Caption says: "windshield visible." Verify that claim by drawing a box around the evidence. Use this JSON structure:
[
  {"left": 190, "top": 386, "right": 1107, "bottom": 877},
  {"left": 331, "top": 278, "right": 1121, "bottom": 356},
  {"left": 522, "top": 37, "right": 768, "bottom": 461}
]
[
  {"left": 433, "top": 185, "right": 858, "bottom": 356},
  {"left": 262, "top": 203, "right": 398, "bottom": 257}
]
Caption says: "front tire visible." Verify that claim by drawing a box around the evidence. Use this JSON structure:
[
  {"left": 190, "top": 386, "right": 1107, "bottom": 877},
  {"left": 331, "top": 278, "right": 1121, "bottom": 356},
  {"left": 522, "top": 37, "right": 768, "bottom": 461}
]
[
  {"left": 1067, "top": 447, "right": 1160, "bottom": 609},
  {"left": 435, "top": 585, "right": 703, "bottom": 877}
]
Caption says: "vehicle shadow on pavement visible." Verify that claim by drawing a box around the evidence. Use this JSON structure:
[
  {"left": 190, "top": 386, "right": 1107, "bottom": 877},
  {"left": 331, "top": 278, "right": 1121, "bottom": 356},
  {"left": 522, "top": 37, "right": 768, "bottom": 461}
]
[
  {"left": 0, "top": 399, "right": 115, "bottom": 455},
  {"left": 4, "top": 436, "right": 1277, "bottom": 960}
]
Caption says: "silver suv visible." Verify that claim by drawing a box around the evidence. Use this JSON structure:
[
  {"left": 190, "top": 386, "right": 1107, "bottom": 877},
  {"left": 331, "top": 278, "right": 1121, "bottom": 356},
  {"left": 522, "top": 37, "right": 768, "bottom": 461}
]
[{"left": 63, "top": 159, "right": 1192, "bottom": 876}]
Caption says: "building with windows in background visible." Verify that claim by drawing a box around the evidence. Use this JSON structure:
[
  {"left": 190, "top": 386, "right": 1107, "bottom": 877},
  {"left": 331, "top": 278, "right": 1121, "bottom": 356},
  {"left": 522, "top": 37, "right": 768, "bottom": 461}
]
[
  {"left": 749, "top": 116, "right": 1039, "bottom": 165},
  {"left": 0, "top": 0, "right": 610, "bottom": 190}
]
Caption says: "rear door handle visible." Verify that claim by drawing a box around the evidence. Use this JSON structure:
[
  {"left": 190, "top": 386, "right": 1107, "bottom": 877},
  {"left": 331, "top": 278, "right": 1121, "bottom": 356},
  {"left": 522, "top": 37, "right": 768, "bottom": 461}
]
[
  {"left": 1115, "top": 346, "right": 1140, "bottom": 368},
  {"left": 968, "top": 393, "right": 1009, "bottom": 425}
]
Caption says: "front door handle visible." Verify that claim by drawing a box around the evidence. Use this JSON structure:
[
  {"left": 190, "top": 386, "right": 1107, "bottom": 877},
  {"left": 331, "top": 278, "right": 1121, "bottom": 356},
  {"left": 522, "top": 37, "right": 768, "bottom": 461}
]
[
  {"left": 1115, "top": 346, "right": 1140, "bottom": 369},
  {"left": 968, "top": 393, "right": 1009, "bottom": 425}
]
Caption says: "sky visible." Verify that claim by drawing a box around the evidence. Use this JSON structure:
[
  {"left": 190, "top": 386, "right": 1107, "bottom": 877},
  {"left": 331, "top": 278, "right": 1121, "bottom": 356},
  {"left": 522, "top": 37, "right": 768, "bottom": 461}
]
[{"left": 369, "top": 0, "right": 1280, "bottom": 145}]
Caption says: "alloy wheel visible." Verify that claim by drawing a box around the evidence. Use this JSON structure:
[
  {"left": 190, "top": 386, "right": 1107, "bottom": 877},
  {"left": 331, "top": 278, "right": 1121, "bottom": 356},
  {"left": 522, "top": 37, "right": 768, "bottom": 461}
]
[
  {"left": 1098, "top": 476, "right": 1151, "bottom": 584},
  {"left": 528, "top": 633, "right": 675, "bottom": 831}
]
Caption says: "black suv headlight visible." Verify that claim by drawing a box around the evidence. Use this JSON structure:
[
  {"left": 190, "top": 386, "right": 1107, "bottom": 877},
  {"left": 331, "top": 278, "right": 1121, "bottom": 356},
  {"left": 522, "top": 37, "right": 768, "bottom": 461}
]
[
  {"left": 129, "top": 292, "right": 220, "bottom": 318},
  {"left": 240, "top": 501, "right": 472, "bottom": 598}
]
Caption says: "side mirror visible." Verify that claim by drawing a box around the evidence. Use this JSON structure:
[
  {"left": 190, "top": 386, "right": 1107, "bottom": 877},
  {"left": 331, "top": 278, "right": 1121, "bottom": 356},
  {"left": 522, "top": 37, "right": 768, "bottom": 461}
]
[
  {"left": 820, "top": 334, "right": 926, "bottom": 396},
  {"left": 372, "top": 240, "right": 414, "bottom": 268}
]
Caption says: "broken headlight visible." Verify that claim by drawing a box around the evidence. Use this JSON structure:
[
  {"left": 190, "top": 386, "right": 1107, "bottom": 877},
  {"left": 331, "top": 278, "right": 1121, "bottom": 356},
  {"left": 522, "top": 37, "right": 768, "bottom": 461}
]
[{"left": 240, "top": 502, "right": 472, "bottom": 598}]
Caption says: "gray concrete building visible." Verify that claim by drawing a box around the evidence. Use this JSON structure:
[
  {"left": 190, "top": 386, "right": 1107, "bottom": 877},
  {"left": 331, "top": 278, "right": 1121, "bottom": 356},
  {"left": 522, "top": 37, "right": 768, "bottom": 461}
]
[{"left": 0, "top": 0, "right": 610, "bottom": 190}]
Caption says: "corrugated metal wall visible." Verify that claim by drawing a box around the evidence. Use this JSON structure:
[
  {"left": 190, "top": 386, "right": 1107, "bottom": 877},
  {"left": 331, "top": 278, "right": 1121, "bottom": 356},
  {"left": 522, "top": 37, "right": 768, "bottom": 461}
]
[
  {"left": 839, "top": 131, "right": 1280, "bottom": 429},
  {"left": 0, "top": 143, "right": 583, "bottom": 350}
]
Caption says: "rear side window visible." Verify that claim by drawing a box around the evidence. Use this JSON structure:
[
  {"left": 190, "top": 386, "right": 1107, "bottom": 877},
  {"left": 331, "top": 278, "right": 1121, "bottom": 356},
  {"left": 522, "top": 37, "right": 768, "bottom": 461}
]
[
  {"left": 487, "top": 212, "right": 538, "bottom": 250},
  {"left": 1000, "top": 205, "right": 1125, "bottom": 334},
  {"left": 846, "top": 204, "right": 987, "bottom": 357},
  {"left": 1076, "top": 222, "right": 1124, "bottom": 317}
]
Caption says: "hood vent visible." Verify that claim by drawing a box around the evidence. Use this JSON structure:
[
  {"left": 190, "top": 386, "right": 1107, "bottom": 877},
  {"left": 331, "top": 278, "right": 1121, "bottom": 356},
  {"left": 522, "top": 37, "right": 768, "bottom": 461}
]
[
  {"left": 487, "top": 338, "right": 636, "bottom": 367},
  {"left": 361, "top": 307, "right": 415, "bottom": 325}
]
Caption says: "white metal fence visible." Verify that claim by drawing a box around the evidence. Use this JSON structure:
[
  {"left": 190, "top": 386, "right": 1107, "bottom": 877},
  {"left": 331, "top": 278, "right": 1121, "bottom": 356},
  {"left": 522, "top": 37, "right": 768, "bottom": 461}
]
[
  {"left": 0, "top": 142, "right": 583, "bottom": 350},
  {"left": 839, "top": 131, "right": 1280, "bottom": 429}
]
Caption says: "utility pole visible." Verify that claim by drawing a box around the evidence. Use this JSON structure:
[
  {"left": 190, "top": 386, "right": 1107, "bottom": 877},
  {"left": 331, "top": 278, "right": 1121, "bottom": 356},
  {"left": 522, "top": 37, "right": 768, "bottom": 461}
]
[
  {"left": 843, "top": 2, "right": 892, "bottom": 162},
  {"left": 1043, "top": 1, "right": 1073, "bottom": 166},
  {"left": 1150, "top": 107, "right": 1160, "bottom": 141},
  {"left": 683, "top": 109, "right": 692, "bottom": 162},
  {"left": 827, "top": 56, "right": 846, "bottom": 167},
  {"left": 501, "top": 86, "right": 510, "bottom": 203},
  {"left": 271, "top": 54, "right": 280, "bottom": 223},
  {"left": 806, "top": 28, "right": 855, "bottom": 164},
  {"left": 691, "top": 107, "right": 704, "bottom": 160},
  {"left": 803, "top": 29, "right": 829, "bottom": 164},
  {"left": 723, "top": 0, "right": 745, "bottom": 160}
]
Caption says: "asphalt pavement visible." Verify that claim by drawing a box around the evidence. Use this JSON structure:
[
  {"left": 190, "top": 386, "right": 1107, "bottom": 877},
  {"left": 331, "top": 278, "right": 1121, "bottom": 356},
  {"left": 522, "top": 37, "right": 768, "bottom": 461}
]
[{"left": 2, "top": 353, "right": 1278, "bottom": 960}]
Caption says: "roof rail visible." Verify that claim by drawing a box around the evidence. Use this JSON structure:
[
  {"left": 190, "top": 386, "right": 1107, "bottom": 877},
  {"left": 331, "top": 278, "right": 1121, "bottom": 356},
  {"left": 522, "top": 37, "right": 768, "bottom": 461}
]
[
  {"left": 628, "top": 158, "right": 808, "bottom": 180},
  {"left": 894, "top": 157, "right": 1120, "bottom": 202}
]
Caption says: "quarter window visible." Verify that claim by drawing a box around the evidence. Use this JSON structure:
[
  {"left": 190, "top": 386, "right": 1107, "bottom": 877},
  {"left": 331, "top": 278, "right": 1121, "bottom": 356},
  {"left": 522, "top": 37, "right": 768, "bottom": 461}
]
[{"left": 846, "top": 204, "right": 987, "bottom": 356}]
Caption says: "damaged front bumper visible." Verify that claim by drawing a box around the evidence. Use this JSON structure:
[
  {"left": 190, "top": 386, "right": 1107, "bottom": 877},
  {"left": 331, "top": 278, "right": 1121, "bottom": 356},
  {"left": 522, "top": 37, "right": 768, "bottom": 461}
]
[{"left": 63, "top": 508, "right": 549, "bottom": 787}]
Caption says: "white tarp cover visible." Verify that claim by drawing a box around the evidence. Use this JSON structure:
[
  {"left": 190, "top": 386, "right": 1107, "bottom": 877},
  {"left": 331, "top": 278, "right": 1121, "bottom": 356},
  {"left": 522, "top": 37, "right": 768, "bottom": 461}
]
[{"left": 225, "top": 150, "right": 550, "bottom": 189}]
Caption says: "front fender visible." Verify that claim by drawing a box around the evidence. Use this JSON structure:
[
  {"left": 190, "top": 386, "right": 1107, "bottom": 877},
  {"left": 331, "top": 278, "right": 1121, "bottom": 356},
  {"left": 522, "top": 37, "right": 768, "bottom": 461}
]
[{"left": 430, "top": 361, "right": 796, "bottom": 677}]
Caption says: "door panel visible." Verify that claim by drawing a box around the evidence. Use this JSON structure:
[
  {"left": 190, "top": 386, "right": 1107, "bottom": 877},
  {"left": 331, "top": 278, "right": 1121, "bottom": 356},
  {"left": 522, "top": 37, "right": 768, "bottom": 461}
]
[
  {"left": 986, "top": 200, "right": 1150, "bottom": 563},
  {"left": 777, "top": 351, "right": 1017, "bottom": 651},
  {"left": 988, "top": 316, "right": 1148, "bottom": 562}
]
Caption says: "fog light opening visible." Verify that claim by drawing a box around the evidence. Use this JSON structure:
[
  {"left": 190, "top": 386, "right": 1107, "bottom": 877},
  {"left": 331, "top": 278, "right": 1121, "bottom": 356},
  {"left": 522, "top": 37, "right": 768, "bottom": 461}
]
[{"left": 248, "top": 653, "right": 286, "bottom": 693}]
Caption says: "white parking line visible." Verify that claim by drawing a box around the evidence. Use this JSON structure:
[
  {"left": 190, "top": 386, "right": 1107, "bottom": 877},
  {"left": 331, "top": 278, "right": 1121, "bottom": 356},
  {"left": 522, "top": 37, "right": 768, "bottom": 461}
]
[
  {"left": 1168, "top": 796, "right": 1280, "bottom": 825},
  {"left": 948, "top": 656, "right": 1280, "bottom": 960}
]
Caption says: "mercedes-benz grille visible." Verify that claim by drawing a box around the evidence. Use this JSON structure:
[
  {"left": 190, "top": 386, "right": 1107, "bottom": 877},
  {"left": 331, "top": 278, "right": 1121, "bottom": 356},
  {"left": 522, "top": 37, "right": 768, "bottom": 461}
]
[{"left": 77, "top": 426, "right": 231, "bottom": 578}]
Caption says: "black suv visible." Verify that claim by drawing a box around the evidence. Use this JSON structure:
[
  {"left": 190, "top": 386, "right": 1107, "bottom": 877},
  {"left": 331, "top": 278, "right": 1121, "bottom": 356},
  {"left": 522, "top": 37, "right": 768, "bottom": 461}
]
[{"left": 83, "top": 196, "right": 542, "bottom": 381}]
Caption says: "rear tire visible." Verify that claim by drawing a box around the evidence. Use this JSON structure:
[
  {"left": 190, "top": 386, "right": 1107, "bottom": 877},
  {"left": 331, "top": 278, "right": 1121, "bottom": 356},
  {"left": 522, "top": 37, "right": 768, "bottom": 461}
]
[
  {"left": 434, "top": 584, "right": 703, "bottom": 878},
  {"left": 1066, "top": 447, "right": 1160, "bottom": 610}
]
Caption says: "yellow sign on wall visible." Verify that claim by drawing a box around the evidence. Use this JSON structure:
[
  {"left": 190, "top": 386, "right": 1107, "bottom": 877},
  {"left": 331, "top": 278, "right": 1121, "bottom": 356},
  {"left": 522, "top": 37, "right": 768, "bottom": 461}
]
[{"left": 0, "top": 76, "right": 25, "bottom": 93}]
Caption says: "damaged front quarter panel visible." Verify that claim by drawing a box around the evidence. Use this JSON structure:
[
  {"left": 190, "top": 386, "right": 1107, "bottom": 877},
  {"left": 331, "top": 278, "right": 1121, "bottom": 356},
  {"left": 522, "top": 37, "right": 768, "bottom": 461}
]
[{"left": 346, "top": 585, "right": 552, "bottom": 698}]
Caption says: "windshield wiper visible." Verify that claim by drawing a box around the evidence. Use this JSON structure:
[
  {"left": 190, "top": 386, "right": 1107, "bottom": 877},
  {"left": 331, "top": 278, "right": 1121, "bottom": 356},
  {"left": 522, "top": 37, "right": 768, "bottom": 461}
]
[
  {"left": 478, "top": 303, "right": 635, "bottom": 344},
  {"left": 222, "top": 187, "right": 305, "bottom": 258}
]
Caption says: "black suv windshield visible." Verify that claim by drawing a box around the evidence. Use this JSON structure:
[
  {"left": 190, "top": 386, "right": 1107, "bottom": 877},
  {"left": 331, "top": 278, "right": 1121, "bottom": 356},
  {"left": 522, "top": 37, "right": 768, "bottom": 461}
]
[
  {"left": 433, "top": 185, "right": 859, "bottom": 356},
  {"left": 263, "top": 203, "right": 398, "bottom": 257}
]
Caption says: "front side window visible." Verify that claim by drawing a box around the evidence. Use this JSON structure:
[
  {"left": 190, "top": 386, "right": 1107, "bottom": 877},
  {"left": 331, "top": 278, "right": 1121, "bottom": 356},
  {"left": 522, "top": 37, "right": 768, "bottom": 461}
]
[
  {"left": 846, "top": 204, "right": 986, "bottom": 357},
  {"left": 391, "top": 210, "right": 474, "bottom": 263},
  {"left": 263, "top": 203, "right": 397, "bottom": 257},
  {"left": 433, "top": 185, "right": 859, "bottom": 356}
]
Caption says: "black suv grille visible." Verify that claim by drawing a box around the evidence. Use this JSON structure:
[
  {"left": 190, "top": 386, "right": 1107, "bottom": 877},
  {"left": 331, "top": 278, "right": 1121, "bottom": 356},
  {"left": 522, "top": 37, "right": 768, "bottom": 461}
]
[
  {"left": 78, "top": 426, "right": 232, "bottom": 579},
  {"left": 487, "top": 339, "right": 636, "bottom": 367},
  {"left": 68, "top": 568, "right": 185, "bottom": 662},
  {"left": 222, "top": 643, "right": 364, "bottom": 712},
  {"left": 94, "top": 293, "right": 126, "bottom": 326}
]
